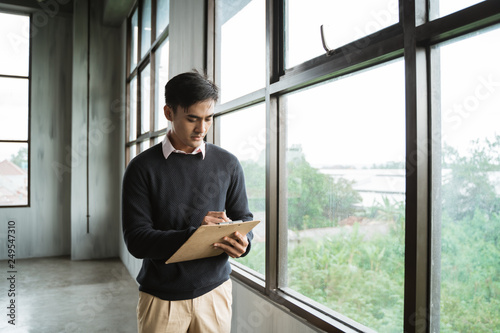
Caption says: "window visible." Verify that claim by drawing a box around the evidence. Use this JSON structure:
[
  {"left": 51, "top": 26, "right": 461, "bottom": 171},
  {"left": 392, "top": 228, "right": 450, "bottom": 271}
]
[
  {"left": 284, "top": 61, "right": 405, "bottom": 331},
  {"left": 126, "top": 0, "right": 170, "bottom": 164},
  {"left": 212, "top": 0, "right": 500, "bottom": 332},
  {"left": 215, "top": 0, "right": 265, "bottom": 103},
  {"left": 0, "top": 12, "right": 30, "bottom": 207},
  {"left": 217, "top": 103, "right": 267, "bottom": 276},
  {"left": 432, "top": 27, "right": 500, "bottom": 332},
  {"left": 285, "top": 0, "right": 399, "bottom": 68},
  {"left": 214, "top": 0, "right": 267, "bottom": 279},
  {"left": 430, "top": 0, "right": 485, "bottom": 19}
]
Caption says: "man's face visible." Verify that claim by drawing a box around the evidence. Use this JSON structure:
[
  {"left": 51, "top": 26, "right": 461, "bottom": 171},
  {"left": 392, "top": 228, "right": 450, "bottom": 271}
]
[{"left": 164, "top": 99, "right": 214, "bottom": 153}]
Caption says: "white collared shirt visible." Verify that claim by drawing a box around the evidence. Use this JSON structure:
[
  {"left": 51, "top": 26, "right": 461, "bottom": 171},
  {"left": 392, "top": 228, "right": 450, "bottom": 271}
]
[{"left": 161, "top": 130, "right": 206, "bottom": 160}]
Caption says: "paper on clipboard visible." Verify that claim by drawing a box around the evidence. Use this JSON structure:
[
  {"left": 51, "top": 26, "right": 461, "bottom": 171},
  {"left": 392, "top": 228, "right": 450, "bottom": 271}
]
[{"left": 165, "top": 220, "right": 260, "bottom": 264}]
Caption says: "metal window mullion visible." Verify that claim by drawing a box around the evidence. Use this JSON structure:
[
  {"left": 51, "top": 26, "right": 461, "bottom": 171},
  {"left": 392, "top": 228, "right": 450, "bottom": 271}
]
[
  {"left": 150, "top": 0, "right": 157, "bottom": 146},
  {"left": 429, "top": 44, "right": 442, "bottom": 333},
  {"left": 150, "top": 54, "right": 155, "bottom": 145},
  {"left": 137, "top": 2, "right": 145, "bottom": 143},
  {"left": 266, "top": 95, "right": 280, "bottom": 292},
  {"left": 402, "top": 0, "right": 430, "bottom": 332},
  {"left": 137, "top": 0, "right": 143, "bottom": 67},
  {"left": 27, "top": 11, "right": 32, "bottom": 207},
  {"left": 417, "top": 0, "right": 500, "bottom": 46},
  {"left": 265, "top": 0, "right": 281, "bottom": 295},
  {"left": 206, "top": 0, "right": 216, "bottom": 83},
  {"left": 212, "top": 0, "right": 222, "bottom": 95},
  {"left": 205, "top": 0, "right": 216, "bottom": 144},
  {"left": 271, "top": 0, "right": 285, "bottom": 296},
  {"left": 126, "top": 15, "right": 132, "bottom": 150},
  {"left": 136, "top": 70, "right": 142, "bottom": 142},
  {"left": 152, "top": 0, "right": 157, "bottom": 41}
]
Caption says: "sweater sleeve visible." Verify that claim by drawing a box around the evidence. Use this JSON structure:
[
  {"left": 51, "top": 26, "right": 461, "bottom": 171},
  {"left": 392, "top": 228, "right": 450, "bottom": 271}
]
[
  {"left": 225, "top": 157, "right": 254, "bottom": 258},
  {"left": 121, "top": 160, "right": 196, "bottom": 260}
]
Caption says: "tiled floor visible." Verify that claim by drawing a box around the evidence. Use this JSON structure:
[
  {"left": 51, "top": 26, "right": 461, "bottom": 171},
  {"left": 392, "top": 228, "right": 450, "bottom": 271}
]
[{"left": 0, "top": 256, "right": 138, "bottom": 333}]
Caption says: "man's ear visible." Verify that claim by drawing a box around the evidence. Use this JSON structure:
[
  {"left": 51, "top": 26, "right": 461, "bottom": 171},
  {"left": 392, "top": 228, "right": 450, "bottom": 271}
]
[{"left": 164, "top": 105, "right": 174, "bottom": 121}]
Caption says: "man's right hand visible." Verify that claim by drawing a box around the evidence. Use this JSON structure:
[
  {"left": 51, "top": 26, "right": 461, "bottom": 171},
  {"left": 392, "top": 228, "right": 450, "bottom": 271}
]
[{"left": 202, "top": 211, "right": 231, "bottom": 225}]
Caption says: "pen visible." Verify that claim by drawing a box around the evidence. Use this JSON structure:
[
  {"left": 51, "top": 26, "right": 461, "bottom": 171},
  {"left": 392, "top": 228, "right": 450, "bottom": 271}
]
[{"left": 218, "top": 220, "right": 242, "bottom": 225}]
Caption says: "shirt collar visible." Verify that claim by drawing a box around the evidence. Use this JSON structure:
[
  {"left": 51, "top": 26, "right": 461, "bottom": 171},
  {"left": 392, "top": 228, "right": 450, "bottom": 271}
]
[{"left": 162, "top": 130, "right": 206, "bottom": 160}]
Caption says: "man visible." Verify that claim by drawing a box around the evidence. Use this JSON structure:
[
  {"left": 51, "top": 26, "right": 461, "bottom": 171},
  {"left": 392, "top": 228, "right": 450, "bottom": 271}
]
[{"left": 122, "top": 72, "right": 253, "bottom": 333}]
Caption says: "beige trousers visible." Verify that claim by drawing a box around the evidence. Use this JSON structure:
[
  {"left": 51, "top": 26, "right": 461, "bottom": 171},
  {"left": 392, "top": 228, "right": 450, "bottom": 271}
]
[{"left": 137, "top": 279, "right": 232, "bottom": 333}]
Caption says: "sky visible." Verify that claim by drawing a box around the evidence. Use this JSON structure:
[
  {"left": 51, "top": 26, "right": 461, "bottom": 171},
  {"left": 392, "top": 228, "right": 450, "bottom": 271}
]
[
  {"left": 218, "top": 0, "right": 497, "bottom": 168},
  {"left": 439, "top": 27, "right": 500, "bottom": 156},
  {"left": 0, "top": 0, "right": 495, "bottom": 165}
]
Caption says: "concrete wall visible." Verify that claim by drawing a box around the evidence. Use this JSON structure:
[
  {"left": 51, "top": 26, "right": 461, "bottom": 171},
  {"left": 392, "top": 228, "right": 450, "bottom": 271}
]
[
  {"left": 70, "top": 0, "right": 124, "bottom": 260},
  {"left": 0, "top": 0, "right": 124, "bottom": 261},
  {"left": 0, "top": 9, "right": 72, "bottom": 259},
  {"left": 169, "top": 0, "right": 207, "bottom": 76}
]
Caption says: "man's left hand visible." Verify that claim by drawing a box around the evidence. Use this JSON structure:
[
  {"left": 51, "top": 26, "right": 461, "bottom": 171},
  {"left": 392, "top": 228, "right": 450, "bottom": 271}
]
[{"left": 214, "top": 231, "right": 248, "bottom": 258}]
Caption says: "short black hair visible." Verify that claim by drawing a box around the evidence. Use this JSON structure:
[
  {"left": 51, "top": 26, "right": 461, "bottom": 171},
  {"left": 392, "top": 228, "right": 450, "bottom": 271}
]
[{"left": 164, "top": 71, "right": 219, "bottom": 112}]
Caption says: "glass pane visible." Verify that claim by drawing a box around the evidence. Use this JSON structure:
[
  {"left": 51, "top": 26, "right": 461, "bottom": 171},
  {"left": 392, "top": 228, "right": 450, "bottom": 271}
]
[
  {"left": 0, "top": 77, "right": 29, "bottom": 141},
  {"left": 156, "top": 0, "right": 170, "bottom": 37},
  {"left": 140, "top": 65, "right": 151, "bottom": 134},
  {"left": 154, "top": 134, "right": 166, "bottom": 145},
  {"left": 141, "top": 0, "right": 152, "bottom": 58},
  {"left": 0, "top": 142, "right": 28, "bottom": 206},
  {"left": 435, "top": 27, "right": 500, "bottom": 332},
  {"left": 218, "top": 104, "right": 266, "bottom": 276},
  {"left": 284, "top": 60, "right": 405, "bottom": 331},
  {"left": 430, "top": 0, "right": 485, "bottom": 19},
  {"left": 0, "top": 13, "right": 29, "bottom": 77},
  {"left": 139, "top": 139, "right": 151, "bottom": 153},
  {"left": 129, "top": 76, "right": 137, "bottom": 141},
  {"left": 128, "top": 144, "right": 137, "bottom": 163},
  {"left": 285, "top": 0, "right": 399, "bottom": 68},
  {"left": 218, "top": 0, "right": 265, "bottom": 103},
  {"left": 155, "top": 39, "right": 169, "bottom": 131},
  {"left": 130, "top": 9, "right": 139, "bottom": 72}
]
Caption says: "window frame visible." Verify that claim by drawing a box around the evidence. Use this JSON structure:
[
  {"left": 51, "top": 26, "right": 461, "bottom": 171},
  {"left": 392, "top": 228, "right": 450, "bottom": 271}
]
[
  {"left": 208, "top": 0, "right": 500, "bottom": 332},
  {"left": 126, "top": 0, "right": 170, "bottom": 164},
  {"left": 0, "top": 10, "right": 31, "bottom": 208}
]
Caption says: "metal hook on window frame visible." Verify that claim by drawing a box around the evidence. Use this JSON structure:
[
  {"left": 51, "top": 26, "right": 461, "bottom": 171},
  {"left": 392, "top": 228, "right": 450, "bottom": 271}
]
[{"left": 320, "top": 24, "right": 335, "bottom": 56}]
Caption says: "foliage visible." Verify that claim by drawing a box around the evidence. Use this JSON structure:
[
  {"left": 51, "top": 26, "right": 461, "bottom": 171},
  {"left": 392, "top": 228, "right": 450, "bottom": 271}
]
[
  {"left": 243, "top": 225, "right": 405, "bottom": 333},
  {"left": 368, "top": 196, "right": 405, "bottom": 222},
  {"left": 240, "top": 160, "right": 266, "bottom": 212},
  {"left": 10, "top": 147, "right": 27, "bottom": 169},
  {"left": 438, "top": 136, "right": 500, "bottom": 332},
  {"left": 287, "top": 155, "right": 362, "bottom": 230},
  {"left": 238, "top": 136, "right": 500, "bottom": 332},
  {"left": 442, "top": 135, "right": 500, "bottom": 220},
  {"left": 440, "top": 210, "right": 500, "bottom": 332},
  {"left": 236, "top": 241, "right": 265, "bottom": 274}
]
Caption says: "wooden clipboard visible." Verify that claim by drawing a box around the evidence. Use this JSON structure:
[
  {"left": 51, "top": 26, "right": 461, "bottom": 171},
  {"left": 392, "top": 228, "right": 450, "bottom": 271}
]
[{"left": 165, "top": 220, "right": 260, "bottom": 264}]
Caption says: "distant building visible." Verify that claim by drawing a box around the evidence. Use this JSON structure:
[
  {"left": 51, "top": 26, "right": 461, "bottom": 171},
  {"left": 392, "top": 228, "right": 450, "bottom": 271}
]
[{"left": 0, "top": 159, "right": 28, "bottom": 206}]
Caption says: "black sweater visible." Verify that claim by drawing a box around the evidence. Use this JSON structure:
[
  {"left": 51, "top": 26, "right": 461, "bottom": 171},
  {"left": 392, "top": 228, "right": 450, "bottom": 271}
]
[{"left": 122, "top": 143, "right": 253, "bottom": 300}]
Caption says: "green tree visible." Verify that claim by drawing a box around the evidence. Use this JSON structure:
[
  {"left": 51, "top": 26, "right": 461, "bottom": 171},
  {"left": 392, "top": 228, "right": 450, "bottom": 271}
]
[
  {"left": 10, "top": 147, "right": 27, "bottom": 169},
  {"left": 240, "top": 160, "right": 266, "bottom": 212},
  {"left": 440, "top": 135, "right": 500, "bottom": 332},
  {"left": 287, "top": 154, "right": 361, "bottom": 230},
  {"left": 442, "top": 135, "right": 500, "bottom": 220}
]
